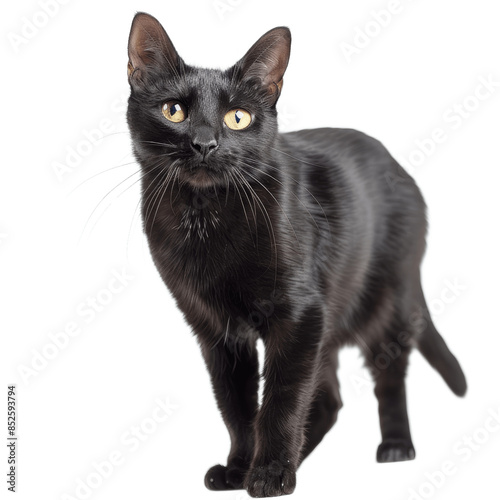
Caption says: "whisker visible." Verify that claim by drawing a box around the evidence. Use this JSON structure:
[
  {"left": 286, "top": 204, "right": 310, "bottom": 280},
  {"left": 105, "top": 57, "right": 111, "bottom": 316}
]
[
  {"left": 242, "top": 168, "right": 300, "bottom": 249},
  {"left": 126, "top": 161, "right": 169, "bottom": 258},
  {"left": 138, "top": 139, "right": 177, "bottom": 149},
  {"left": 247, "top": 157, "right": 331, "bottom": 231},
  {"left": 228, "top": 170, "right": 254, "bottom": 244},
  {"left": 143, "top": 165, "right": 173, "bottom": 228},
  {"left": 231, "top": 169, "right": 259, "bottom": 246},
  {"left": 170, "top": 165, "right": 182, "bottom": 211},
  {"left": 79, "top": 160, "right": 165, "bottom": 244},
  {"left": 232, "top": 169, "right": 279, "bottom": 287},
  {"left": 149, "top": 161, "right": 180, "bottom": 230},
  {"left": 67, "top": 160, "right": 138, "bottom": 197},
  {"left": 99, "top": 131, "right": 130, "bottom": 140},
  {"left": 241, "top": 161, "right": 323, "bottom": 236},
  {"left": 223, "top": 171, "right": 230, "bottom": 206},
  {"left": 140, "top": 162, "right": 173, "bottom": 231}
]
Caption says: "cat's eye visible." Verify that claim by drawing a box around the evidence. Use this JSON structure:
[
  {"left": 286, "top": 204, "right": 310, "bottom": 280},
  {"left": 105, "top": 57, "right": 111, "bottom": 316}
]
[
  {"left": 224, "top": 109, "right": 252, "bottom": 130},
  {"left": 162, "top": 101, "right": 187, "bottom": 123}
]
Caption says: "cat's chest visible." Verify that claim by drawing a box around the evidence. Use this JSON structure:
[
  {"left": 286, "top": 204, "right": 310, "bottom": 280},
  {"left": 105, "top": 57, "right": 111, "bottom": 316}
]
[
  {"left": 148, "top": 203, "right": 257, "bottom": 281},
  {"left": 144, "top": 186, "right": 280, "bottom": 303},
  {"left": 150, "top": 205, "right": 276, "bottom": 302},
  {"left": 176, "top": 205, "right": 223, "bottom": 243}
]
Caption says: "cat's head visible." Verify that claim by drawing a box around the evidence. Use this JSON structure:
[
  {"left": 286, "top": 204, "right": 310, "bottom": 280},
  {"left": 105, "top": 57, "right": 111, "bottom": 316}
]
[{"left": 126, "top": 12, "right": 291, "bottom": 189}]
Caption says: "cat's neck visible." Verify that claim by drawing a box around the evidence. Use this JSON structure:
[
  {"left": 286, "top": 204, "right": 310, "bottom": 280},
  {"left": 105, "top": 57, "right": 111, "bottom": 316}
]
[{"left": 141, "top": 171, "right": 278, "bottom": 242}]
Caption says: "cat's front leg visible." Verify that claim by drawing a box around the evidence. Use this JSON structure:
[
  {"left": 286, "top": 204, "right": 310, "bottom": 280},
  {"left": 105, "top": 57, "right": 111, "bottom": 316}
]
[
  {"left": 199, "top": 334, "right": 260, "bottom": 491},
  {"left": 244, "top": 306, "right": 323, "bottom": 497}
]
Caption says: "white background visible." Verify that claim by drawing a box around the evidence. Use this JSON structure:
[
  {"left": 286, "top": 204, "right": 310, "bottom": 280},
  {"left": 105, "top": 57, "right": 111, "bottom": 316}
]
[{"left": 2, "top": 0, "right": 500, "bottom": 499}]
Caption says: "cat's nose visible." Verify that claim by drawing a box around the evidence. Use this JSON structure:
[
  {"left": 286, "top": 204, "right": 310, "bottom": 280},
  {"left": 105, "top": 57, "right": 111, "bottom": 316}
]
[{"left": 191, "top": 127, "right": 218, "bottom": 160}]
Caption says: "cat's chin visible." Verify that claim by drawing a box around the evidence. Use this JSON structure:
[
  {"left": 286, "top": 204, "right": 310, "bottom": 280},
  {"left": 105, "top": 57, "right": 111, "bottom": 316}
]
[{"left": 182, "top": 165, "right": 224, "bottom": 189}]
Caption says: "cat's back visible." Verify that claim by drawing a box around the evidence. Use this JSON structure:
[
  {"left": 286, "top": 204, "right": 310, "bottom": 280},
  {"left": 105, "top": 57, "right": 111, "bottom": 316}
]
[{"left": 279, "top": 126, "right": 424, "bottom": 214}]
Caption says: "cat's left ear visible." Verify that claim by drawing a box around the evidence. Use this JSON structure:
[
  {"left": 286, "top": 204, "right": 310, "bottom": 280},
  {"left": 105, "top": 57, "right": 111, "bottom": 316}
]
[
  {"left": 235, "top": 27, "right": 291, "bottom": 105},
  {"left": 127, "top": 12, "right": 182, "bottom": 85}
]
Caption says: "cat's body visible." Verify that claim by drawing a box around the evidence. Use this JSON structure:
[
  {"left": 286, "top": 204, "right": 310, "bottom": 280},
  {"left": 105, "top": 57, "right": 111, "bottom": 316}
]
[
  {"left": 127, "top": 13, "right": 466, "bottom": 497},
  {"left": 141, "top": 127, "right": 426, "bottom": 351}
]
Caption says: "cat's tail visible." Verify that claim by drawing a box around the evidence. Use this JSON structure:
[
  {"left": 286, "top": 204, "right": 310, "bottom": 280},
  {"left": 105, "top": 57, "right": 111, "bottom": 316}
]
[{"left": 416, "top": 318, "right": 467, "bottom": 397}]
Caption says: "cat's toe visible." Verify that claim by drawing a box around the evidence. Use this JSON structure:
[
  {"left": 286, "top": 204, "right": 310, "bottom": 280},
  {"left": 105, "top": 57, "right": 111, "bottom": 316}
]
[
  {"left": 245, "top": 460, "right": 296, "bottom": 497},
  {"left": 377, "top": 439, "right": 416, "bottom": 463},
  {"left": 205, "top": 464, "right": 228, "bottom": 490},
  {"left": 204, "top": 464, "right": 246, "bottom": 490}
]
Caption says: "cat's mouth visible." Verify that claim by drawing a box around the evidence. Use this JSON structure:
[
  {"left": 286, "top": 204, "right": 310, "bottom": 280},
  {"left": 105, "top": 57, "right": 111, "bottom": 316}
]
[{"left": 181, "top": 161, "right": 223, "bottom": 189}]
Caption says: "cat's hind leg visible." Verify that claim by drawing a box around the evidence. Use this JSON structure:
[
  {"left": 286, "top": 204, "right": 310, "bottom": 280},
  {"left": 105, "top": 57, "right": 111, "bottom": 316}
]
[{"left": 364, "top": 326, "right": 416, "bottom": 463}]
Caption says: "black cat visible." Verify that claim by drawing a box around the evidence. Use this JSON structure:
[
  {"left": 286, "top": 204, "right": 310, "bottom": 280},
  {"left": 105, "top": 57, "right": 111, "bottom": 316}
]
[{"left": 126, "top": 12, "right": 466, "bottom": 497}]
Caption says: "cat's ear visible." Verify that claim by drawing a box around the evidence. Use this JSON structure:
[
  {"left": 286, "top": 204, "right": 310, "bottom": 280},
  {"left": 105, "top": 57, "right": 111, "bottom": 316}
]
[
  {"left": 127, "top": 12, "right": 182, "bottom": 85},
  {"left": 235, "top": 27, "right": 291, "bottom": 105}
]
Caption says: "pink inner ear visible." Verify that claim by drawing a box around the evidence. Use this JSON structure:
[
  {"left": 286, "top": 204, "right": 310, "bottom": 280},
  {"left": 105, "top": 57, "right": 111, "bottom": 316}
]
[
  {"left": 272, "top": 79, "right": 283, "bottom": 95},
  {"left": 128, "top": 13, "right": 179, "bottom": 74},
  {"left": 238, "top": 27, "right": 291, "bottom": 90}
]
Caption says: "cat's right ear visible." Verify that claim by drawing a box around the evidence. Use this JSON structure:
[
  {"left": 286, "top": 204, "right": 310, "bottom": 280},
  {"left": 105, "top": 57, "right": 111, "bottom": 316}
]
[{"left": 127, "top": 12, "right": 182, "bottom": 85}]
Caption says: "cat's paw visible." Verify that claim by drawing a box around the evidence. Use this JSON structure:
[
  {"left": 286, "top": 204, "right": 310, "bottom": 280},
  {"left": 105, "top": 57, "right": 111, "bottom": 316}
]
[
  {"left": 377, "top": 438, "right": 416, "bottom": 463},
  {"left": 244, "top": 460, "right": 296, "bottom": 497},
  {"left": 204, "top": 463, "right": 246, "bottom": 490}
]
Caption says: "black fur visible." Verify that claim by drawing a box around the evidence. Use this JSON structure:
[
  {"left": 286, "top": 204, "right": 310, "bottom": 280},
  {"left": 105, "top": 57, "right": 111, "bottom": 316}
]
[{"left": 126, "top": 13, "right": 466, "bottom": 497}]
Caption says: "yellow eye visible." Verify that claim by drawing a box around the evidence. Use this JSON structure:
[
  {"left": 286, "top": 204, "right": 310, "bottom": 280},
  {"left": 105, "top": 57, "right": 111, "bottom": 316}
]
[
  {"left": 224, "top": 109, "right": 252, "bottom": 130},
  {"left": 162, "top": 101, "right": 187, "bottom": 123}
]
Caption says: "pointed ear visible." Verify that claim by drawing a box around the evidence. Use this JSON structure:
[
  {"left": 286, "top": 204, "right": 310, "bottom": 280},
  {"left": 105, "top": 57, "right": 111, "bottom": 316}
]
[
  {"left": 235, "top": 27, "right": 291, "bottom": 105},
  {"left": 127, "top": 12, "right": 181, "bottom": 85}
]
